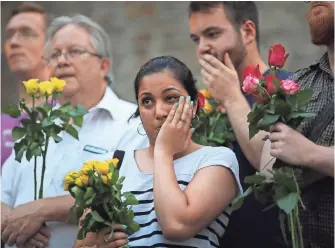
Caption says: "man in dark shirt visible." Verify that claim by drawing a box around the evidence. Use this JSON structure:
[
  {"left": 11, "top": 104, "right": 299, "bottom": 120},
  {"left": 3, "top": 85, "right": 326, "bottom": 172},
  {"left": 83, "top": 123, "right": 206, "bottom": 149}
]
[{"left": 188, "top": 2, "right": 291, "bottom": 247}]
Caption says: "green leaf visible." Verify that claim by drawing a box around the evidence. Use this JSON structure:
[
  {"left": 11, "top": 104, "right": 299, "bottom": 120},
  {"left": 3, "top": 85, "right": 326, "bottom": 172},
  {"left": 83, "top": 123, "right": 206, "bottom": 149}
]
[
  {"left": 70, "top": 186, "right": 85, "bottom": 207},
  {"left": 249, "top": 124, "right": 260, "bottom": 140},
  {"left": 123, "top": 192, "right": 138, "bottom": 205},
  {"left": 50, "top": 109, "right": 62, "bottom": 120},
  {"left": 73, "top": 116, "right": 83, "bottom": 127},
  {"left": 85, "top": 193, "right": 96, "bottom": 205},
  {"left": 295, "top": 88, "right": 313, "bottom": 107},
  {"left": 90, "top": 210, "right": 105, "bottom": 223},
  {"left": 13, "top": 139, "right": 28, "bottom": 162},
  {"left": 257, "top": 114, "right": 280, "bottom": 129},
  {"left": 31, "top": 146, "right": 42, "bottom": 157},
  {"left": 25, "top": 147, "right": 33, "bottom": 161},
  {"left": 2, "top": 104, "right": 21, "bottom": 118},
  {"left": 50, "top": 128, "right": 62, "bottom": 143},
  {"left": 60, "top": 112, "right": 71, "bottom": 123},
  {"left": 274, "top": 100, "right": 291, "bottom": 117},
  {"left": 36, "top": 107, "right": 48, "bottom": 118},
  {"left": 42, "top": 118, "right": 54, "bottom": 128},
  {"left": 84, "top": 187, "right": 95, "bottom": 201},
  {"left": 75, "top": 104, "right": 88, "bottom": 116},
  {"left": 127, "top": 221, "right": 141, "bottom": 234},
  {"left": 230, "top": 187, "right": 253, "bottom": 211},
  {"left": 276, "top": 192, "right": 299, "bottom": 215},
  {"left": 111, "top": 169, "right": 119, "bottom": 185},
  {"left": 287, "top": 112, "right": 316, "bottom": 119},
  {"left": 244, "top": 174, "right": 266, "bottom": 185},
  {"left": 12, "top": 127, "right": 26, "bottom": 141},
  {"left": 40, "top": 102, "right": 52, "bottom": 113},
  {"left": 20, "top": 119, "right": 32, "bottom": 127},
  {"left": 273, "top": 172, "right": 298, "bottom": 192},
  {"left": 63, "top": 124, "right": 79, "bottom": 140},
  {"left": 286, "top": 95, "right": 298, "bottom": 111}
]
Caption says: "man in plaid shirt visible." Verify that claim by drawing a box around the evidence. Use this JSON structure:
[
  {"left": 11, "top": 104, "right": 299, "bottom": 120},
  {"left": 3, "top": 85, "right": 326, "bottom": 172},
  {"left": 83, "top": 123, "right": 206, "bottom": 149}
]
[{"left": 265, "top": 1, "right": 334, "bottom": 247}]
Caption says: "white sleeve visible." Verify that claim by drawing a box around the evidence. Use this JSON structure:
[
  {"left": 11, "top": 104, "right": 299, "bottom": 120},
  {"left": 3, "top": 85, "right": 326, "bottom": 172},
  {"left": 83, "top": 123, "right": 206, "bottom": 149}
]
[
  {"left": 1, "top": 152, "right": 20, "bottom": 207},
  {"left": 197, "top": 147, "right": 243, "bottom": 195}
]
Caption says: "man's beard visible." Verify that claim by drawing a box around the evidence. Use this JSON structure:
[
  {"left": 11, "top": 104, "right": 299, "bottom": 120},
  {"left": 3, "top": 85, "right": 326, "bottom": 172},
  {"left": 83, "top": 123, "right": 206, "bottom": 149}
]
[{"left": 308, "top": 5, "right": 334, "bottom": 46}]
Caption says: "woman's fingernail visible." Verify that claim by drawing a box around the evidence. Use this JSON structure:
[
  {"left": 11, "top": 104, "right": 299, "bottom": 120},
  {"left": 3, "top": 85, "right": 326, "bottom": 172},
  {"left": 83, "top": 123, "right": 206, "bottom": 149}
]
[
  {"left": 122, "top": 225, "right": 128, "bottom": 229},
  {"left": 187, "top": 96, "right": 191, "bottom": 101},
  {"left": 180, "top": 96, "right": 184, "bottom": 101},
  {"left": 175, "top": 102, "right": 179, "bottom": 107},
  {"left": 190, "top": 101, "right": 194, "bottom": 106}
]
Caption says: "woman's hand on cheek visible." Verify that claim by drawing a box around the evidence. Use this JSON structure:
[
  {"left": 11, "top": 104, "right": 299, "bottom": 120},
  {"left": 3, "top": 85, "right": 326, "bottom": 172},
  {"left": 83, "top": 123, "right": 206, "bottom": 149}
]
[{"left": 154, "top": 95, "right": 194, "bottom": 157}]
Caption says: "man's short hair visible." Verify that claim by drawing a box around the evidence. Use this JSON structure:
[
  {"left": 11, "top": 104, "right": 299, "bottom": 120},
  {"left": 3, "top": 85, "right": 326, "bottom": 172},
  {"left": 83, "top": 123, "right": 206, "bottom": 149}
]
[
  {"left": 10, "top": 2, "right": 49, "bottom": 30},
  {"left": 189, "top": 1, "right": 260, "bottom": 44}
]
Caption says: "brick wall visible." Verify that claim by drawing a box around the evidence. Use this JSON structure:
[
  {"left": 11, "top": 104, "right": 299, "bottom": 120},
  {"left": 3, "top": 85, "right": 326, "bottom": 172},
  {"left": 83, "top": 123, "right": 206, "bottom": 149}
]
[{"left": 1, "top": 1, "right": 324, "bottom": 105}]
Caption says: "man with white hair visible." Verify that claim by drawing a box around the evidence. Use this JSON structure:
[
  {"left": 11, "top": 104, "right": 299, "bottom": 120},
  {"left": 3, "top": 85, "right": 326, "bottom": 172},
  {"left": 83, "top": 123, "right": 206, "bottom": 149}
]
[{"left": 1, "top": 14, "right": 148, "bottom": 248}]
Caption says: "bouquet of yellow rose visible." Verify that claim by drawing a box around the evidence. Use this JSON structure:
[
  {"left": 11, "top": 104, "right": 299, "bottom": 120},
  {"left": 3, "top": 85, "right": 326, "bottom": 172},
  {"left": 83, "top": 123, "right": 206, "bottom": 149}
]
[
  {"left": 64, "top": 158, "right": 140, "bottom": 243},
  {"left": 192, "top": 89, "right": 235, "bottom": 148},
  {"left": 1, "top": 78, "right": 87, "bottom": 200}
]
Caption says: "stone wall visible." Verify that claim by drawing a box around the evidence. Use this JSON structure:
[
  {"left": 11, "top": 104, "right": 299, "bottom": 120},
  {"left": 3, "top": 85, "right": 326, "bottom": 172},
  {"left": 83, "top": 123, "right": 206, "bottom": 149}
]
[{"left": 1, "top": 1, "right": 324, "bottom": 105}]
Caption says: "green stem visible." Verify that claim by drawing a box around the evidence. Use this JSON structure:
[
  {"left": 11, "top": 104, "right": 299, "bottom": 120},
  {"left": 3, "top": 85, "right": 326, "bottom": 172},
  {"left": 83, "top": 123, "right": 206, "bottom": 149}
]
[
  {"left": 290, "top": 212, "right": 296, "bottom": 248},
  {"left": 209, "top": 113, "right": 221, "bottom": 139},
  {"left": 32, "top": 96, "right": 37, "bottom": 201},
  {"left": 34, "top": 156, "right": 37, "bottom": 201},
  {"left": 296, "top": 205, "right": 304, "bottom": 248},
  {"left": 39, "top": 135, "right": 49, "bottom": 199},
  {"left": 38, "top": 96, "right": 53, "bottom": 200}
]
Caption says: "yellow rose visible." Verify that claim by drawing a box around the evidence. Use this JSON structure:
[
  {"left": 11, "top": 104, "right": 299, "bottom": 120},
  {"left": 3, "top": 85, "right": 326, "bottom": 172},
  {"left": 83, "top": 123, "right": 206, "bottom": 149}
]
[
  {"left": 39, "top": 81, "right": 54, "bottom": 96},
  {"left": 81, "top": 162, "right": 95, "bottom": 175},
  {"left": 80, "top": 175, "right": 89, "bottom": 186},
  {"left": 50, "top": 77, "right": 66, "bottom": 93},
  {"left": 101, "top": 175, "right": 108, "bottom": 184},
  {"left": 107, "top": 172, "right": 113, "bottom": 180},
  {"left": 106, "top": 158, "right": 119, "bottom": 168},
  {"left": 64, "top": 183, "right": 69, "bottom": 191},
  {"left": 204, "top": 101, "right": 213, "bottom": 113},
  {"left": 23, "top": 79, "right": 39, "bottom": 95},
  {"left": 199, "top": 89, "right": 212, "bottom": 99},
  {"left": 64, "top": 174, "right": 75, "bottom": 184},
  {"left": 75, "top": 178, "right": 84, "bottom": 187},
  {"left": 95, "top": 162, "right": 109, "bottom": 175},
  {"left": 71, "top": 171, "right": 81, "bottom": 178}
]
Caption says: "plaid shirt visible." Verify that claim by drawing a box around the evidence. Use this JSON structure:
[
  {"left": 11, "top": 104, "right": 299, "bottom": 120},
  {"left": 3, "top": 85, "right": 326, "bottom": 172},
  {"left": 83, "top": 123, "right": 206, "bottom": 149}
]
[
  {"left": 292, "top": 52, "right": 334, "bottom": 147},
  {"left": 292, "top": 52, "right": 334, "bottom": 248}
]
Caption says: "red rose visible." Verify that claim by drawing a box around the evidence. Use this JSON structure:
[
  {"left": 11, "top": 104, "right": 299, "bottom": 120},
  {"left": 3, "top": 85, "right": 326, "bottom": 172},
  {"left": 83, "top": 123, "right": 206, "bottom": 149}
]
[
  {"left": 242, "top": 64, "right": 262, "bottom": 79},
  {"left": 281, "top": 79, "right": 300, "bottom": 94},
  {"left": 242, "top": 75, "right": 260, "bottom": 95},
  {"left": 268, "top": 44, "right": 289, "bottom": 68},
  {"left": 264, "top": 74, "right": 279, "bottom": 96},
  {"left": 197, "top": 92, "right": 205, "bottom": 109}
]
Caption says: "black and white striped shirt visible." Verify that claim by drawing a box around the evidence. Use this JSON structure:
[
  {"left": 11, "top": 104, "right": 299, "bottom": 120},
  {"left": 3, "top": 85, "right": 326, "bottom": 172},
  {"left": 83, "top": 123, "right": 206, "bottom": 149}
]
[{"left": 118, "top": 146, "right": 242, "bottom": 247}]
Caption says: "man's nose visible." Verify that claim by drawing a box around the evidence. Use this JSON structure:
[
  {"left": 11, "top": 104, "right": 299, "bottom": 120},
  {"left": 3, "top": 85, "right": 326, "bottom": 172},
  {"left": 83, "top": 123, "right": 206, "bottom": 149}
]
[
  {"left": 56, "top": 53, "right": 70, "bottom": 68},
  {"left": 197, "top": 39, "right": 212, "bottom": 57}
]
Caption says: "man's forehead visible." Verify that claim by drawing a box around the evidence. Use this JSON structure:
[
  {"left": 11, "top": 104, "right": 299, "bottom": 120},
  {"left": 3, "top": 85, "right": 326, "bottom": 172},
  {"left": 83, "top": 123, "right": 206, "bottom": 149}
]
[
  {"left": 7, "top": 12, "right": 45, "bottom": 30},
  {"left": 189, "top": 8, "right": 231, "bottom": 32}
]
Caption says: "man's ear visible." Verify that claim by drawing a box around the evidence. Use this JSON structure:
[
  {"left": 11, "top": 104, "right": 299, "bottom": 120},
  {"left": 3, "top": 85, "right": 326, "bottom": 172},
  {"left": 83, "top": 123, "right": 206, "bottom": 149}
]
[
  {"left": 100, "top": 57, "right": 111, "bottom": 78},
  {"left": 240, "top": 20, "right": 257, "bottom": 46}
]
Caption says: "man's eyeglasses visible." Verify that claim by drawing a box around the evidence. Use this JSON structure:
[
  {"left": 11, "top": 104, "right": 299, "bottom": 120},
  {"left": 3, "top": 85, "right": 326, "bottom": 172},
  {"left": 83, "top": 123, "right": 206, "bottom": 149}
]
[{"left": 43, "top": 48, "right": 102, "bottom": 66}]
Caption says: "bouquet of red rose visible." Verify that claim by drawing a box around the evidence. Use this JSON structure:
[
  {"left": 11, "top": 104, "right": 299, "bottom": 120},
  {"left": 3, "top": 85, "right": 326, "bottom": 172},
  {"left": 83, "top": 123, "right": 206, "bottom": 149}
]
[{"left": 232, "top": 44, "right": 316, "bottom": 248}]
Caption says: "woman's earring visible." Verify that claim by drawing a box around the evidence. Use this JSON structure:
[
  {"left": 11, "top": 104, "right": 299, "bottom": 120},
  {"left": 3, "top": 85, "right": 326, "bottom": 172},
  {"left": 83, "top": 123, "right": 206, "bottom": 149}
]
[{"left": 137, "top": 123, "right": 147, "bottom": 136}]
